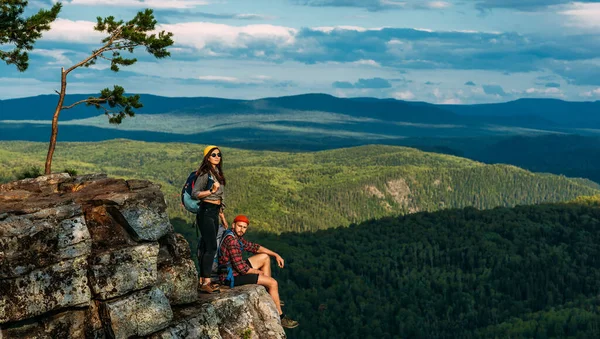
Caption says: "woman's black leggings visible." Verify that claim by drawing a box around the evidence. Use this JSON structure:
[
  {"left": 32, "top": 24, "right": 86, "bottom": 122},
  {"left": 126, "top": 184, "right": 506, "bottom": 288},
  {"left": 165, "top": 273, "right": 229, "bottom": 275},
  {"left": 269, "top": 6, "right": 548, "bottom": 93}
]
[{"left": 196, "top": 202, "right": 220, "bottom": 278}]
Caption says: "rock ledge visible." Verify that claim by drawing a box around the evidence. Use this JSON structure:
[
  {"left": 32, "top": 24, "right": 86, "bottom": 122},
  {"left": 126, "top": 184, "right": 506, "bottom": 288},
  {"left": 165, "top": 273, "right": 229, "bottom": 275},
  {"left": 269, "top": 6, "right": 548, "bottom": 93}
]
[{"left": 1, "top": 174, "right": 285, "bottom": 338}]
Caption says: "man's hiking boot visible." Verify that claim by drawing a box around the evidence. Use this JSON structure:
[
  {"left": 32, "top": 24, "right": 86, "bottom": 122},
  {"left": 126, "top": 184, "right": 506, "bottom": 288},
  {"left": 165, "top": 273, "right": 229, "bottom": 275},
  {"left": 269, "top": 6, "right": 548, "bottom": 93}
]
[
  {"left": 281, "top": 316, "right": 299, "bottom": 329},
  {"left": 199, "top": 282, "right": 220, "bottom": 294}
]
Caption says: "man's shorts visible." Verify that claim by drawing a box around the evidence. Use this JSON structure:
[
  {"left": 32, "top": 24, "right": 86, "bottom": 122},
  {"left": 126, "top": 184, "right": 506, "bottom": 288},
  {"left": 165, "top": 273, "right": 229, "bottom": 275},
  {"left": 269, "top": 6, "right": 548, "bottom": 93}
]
[{"left": 228, "top": 259, "right": 259, "bottom": 286}]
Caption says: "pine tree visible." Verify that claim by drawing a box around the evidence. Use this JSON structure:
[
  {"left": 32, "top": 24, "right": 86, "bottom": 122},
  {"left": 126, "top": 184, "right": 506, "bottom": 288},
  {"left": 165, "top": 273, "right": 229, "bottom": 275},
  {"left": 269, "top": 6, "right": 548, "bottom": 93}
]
[
  {"left": 43, "top": 9, "right": 174, "bottom": 174},
  {"left": 0, "top": 0, "right": 61, "bottom": 71}
]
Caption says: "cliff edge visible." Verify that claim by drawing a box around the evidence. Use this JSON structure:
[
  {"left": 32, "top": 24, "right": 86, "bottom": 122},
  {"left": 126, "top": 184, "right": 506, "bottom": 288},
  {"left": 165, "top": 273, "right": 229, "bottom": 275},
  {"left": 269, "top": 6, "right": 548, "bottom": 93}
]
[{"left": 0, "top": 173, "right": 285, "bottom": 338}]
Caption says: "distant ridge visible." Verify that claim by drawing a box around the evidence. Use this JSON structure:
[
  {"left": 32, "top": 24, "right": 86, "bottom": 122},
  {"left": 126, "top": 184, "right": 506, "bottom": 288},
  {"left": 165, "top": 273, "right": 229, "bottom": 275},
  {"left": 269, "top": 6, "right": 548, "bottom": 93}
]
[
  {"left": 2, "top": 93, "right": 600, "bottom": 164},
  {"left": 2, "top": 92, "right": 598, "bottom": 125},
  {"left": 441, "top": 97, "right": 600, "bottom": 127}
]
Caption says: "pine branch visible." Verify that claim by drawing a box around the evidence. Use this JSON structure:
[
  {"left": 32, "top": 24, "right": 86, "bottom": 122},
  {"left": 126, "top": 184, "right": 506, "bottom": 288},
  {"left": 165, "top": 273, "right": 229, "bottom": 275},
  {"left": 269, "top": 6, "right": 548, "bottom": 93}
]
[
  {"left": 0, "top": 1, "right": 61, "bottom": 71},
  {"left": 65, "top": 39, "right": 114, "bottom": 74},
  {"left": 103, "top": 43, "right": 142, "bottom": 52},
  {"left": 62, "top": 98, "right": 108, "bottom": 110}
]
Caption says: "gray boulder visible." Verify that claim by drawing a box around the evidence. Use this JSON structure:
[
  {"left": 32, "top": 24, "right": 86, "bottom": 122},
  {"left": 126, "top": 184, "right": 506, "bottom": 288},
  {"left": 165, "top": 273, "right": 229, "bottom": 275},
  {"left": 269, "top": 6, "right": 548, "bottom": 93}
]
[
  {"left": 88, "top": 243, "right": 160, "bottom": 300},
  {"left": 150, "top": 285, "right": 285, "bottom": 339},
  {"left": 101, "top": 286, "right": 173, "bottom": 339},
  {"left": 0, "top": 256, "right": 91, "bottom": 323}
]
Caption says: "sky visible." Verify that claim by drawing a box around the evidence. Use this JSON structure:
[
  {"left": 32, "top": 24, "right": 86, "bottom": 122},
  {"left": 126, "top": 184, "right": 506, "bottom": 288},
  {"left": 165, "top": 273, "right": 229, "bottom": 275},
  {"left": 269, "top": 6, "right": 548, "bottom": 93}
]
[{"left": 1, "top": 0, "right": 600, "bottom": 104}]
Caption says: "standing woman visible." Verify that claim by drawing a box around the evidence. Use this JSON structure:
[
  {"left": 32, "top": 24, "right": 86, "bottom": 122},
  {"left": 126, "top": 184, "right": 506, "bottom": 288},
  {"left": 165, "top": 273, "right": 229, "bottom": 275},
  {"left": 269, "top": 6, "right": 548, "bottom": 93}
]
[{"left": 193, "top": 145, "right": 227, "bottom": 293}]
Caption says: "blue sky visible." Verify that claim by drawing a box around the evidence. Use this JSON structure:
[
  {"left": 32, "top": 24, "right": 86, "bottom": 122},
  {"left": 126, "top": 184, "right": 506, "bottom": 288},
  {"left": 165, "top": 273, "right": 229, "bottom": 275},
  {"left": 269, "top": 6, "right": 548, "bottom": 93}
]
[{"left": 1, "top": 0, "right": 600, "bottom": 103}]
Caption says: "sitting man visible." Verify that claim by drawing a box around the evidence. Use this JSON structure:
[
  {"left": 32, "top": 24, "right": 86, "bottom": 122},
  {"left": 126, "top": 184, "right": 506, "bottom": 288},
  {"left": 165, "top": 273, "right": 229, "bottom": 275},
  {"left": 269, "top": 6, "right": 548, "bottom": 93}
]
[{"left": 218, "top": 214, "right": 299, "bottom": 329}]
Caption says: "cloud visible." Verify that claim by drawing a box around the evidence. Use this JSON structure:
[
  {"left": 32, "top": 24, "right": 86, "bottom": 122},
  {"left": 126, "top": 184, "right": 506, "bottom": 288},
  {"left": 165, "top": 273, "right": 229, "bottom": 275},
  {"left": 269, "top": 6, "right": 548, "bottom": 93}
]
[
  {"left": 392, "top": 91, "right": 416, "bottom": 100},
  {"left": 351, "top": 59, "right": 381, "bottom": 67},
  {"left": 355, "top": 77, "right": 392, "bottom": 88},
  {"left": 43, "top": 19, "right": 600, "bottom": 71},
  {"left": 179, "top": 74, "right": 296, "bottom": 88},
  {"left": 473, "top": 0, "right": 600, "bottom": 12},
  {"left": 60, "top": 0, "right": 210, "bottom": 8},
  {"left": 389, "top": 77, "right": 412, "bottom": 84},
  {"left": 545, "top": 82, "right": 561, "bottom": 88},
  {"left": 537, "top": 75, "right": 561, "bottom": 81},
  {"left": 465, "top": 81, "right": 476, "bottom": 86},
  {"left": 332, "top": 77, "right": 392, "bottom": 88},
  {"left": 332, "top": 81, "right": 355, "bottom": 88},
  {"left": 550, "top": 60, "right": 600, "bottom": 86},
  {"left": 160, "top": 22, "right": 297, "bottom": 56},
  {"left": 441, "top": 98, "right": 461, "bottom": 104},
  {"left": 522, "top": 87, "right": 565, "bottom": 98},
  {"left": 42, "top": 19, "right": 105, "bottom": 43},
  {"left": 291, "top": 26, "right": 600, "bottom": 74},
  {"left": 482, "top": 84, "right": 507, "bottom": 96},
  {"left": 312, "top": 26, "right": 373, "bottom": 33},
  {"left": 430, "top": 87, "right": 464, "bottom": 104},
  {"left": 560, "top": 3, "right": 600, "bottom": 29},
  {"left": 321, "top": 59, "right": 382, "bottom": 68},
  {"left": 197, "top": 75, "right": 241, "bottom": 83},
  {"left": 29, "top": 49, "right": 74, "bottom": 65},
  {"left": 36, "top": 19, "right": 600, "bottom": 90},
  {"left": 525, "top": 87, "right": 561, "bottom": 94},
  {"left": 292, "top": 0, "right": 452, "bottom": 11},
  {"left": 581, "top": 88, "right": 600, "bottom": 97},
  {"left": 273, "top": 81, "right": 298, "bottom": 88},
  {"left": 154, "top": 10, "right": 275, "bottom": 22},
  {"left": 0, "top": 78, "right": 52, "bottom": 99},
  {"left": 193, "top": 75, "right": 296, "bottom": 88},
  {"left": 425, "top": 81, "right": 440, "bottom": 85}
]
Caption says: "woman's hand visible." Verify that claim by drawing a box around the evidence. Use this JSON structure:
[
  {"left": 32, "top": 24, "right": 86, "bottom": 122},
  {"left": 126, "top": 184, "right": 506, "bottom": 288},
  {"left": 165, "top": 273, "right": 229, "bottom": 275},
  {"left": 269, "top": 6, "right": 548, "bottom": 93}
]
[
  {"left": 220, "top": 211, "right": 229, "bottom": 229},
  {"left": 211, "top": 181, "right": 220, "bottom": 193}
]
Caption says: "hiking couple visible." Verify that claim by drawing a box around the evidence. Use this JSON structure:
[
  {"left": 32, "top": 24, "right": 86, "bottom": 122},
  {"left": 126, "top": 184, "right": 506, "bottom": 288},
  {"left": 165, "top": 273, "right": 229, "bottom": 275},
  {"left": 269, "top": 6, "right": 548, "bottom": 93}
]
[{"left": 190, "top": 145, "right": 298, "bottom": 329}]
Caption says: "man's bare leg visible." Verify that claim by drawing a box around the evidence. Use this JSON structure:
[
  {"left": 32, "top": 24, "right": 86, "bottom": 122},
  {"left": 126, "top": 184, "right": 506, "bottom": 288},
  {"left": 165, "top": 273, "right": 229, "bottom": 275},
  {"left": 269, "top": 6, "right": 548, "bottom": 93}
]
[
  {"left": 257, "top": 274, "right": 282, "bottom": 314},
  {"left": 248, "top": 253, "right": 271, "bottom": 277}
]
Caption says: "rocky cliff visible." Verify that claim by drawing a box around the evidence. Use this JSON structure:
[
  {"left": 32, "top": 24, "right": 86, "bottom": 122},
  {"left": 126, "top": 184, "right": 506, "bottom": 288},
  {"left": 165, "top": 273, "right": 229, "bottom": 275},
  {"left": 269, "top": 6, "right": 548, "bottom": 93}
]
[{"left": 0, "top": 174, "right": 285, "bottom": 338}]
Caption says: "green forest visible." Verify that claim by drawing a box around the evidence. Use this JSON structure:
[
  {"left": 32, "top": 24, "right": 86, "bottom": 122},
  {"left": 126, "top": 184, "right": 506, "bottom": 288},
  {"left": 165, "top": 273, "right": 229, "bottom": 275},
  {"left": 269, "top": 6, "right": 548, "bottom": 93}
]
[
  {"left": 2, "top": 140, "right": 600, "bottom": 337},
  {"left": 1, "top": 140, "right": 598, "bottom": 235},
  {"left": 249, "top": 196, "right": 600, "bottom": 338}
]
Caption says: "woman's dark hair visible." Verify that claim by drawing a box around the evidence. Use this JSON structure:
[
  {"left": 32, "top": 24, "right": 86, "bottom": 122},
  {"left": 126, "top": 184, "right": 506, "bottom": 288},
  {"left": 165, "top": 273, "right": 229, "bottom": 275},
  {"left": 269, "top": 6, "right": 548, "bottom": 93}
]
[{"left": 196, "top": 148, "right": 226, "bottom": 185}]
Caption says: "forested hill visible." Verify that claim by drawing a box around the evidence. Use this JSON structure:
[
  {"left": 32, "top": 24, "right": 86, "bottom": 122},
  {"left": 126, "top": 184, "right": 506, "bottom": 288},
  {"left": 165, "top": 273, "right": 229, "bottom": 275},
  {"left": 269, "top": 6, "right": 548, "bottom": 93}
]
[
  {"left": 1, "top": 140, "right": 599, "bottom": 234},
  {"left": 3, "top": 94, "right": 600, "bottom": 152},
  {"left": 251, "top": 196, "right": 600, "bottom": 338}
]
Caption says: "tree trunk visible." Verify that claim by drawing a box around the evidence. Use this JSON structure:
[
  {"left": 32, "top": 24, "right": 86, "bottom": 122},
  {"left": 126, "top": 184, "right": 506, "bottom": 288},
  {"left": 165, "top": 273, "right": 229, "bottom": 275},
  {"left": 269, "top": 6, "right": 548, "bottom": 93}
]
[{"left": 44, "top": 68, "right": 67, "bottom": 174}]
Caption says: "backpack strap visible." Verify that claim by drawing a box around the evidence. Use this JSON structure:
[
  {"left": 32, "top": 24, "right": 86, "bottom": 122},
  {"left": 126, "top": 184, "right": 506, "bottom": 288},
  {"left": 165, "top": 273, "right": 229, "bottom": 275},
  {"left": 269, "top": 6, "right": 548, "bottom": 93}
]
[{"left": 206, "top": 173, "right": 214, "bottom": 191}]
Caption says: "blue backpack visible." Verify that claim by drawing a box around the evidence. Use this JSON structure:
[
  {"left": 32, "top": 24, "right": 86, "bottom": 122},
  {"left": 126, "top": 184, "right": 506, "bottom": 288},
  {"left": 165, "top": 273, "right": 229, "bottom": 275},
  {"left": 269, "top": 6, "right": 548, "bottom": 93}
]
[
  {"left": 181, "top": 171, "right": 214, "bottom": 214},
  {"left": 217, "top": 229, "right": 244, "bottom": 288}
]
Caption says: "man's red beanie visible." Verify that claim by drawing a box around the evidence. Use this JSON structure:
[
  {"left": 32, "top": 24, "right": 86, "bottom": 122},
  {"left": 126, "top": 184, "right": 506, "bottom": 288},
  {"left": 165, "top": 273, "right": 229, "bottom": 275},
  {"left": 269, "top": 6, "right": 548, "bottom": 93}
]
[{"left": 234, "top": 215, "right": 250, "bottom": 225}]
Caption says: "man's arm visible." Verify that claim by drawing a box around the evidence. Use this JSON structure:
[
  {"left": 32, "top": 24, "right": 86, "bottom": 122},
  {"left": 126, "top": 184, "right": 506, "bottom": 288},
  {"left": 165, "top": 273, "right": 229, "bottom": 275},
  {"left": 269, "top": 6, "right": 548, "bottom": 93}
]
[
  {"left": 239, "top": 239, "right": 285, "bottom": 270},
  {"left": 257, "top": 246, "right": 285, "bottom": 269}
]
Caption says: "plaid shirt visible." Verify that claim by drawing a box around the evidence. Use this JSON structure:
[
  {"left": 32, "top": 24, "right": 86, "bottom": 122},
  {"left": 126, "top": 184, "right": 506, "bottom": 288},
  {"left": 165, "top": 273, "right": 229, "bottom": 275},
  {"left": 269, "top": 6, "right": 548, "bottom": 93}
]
[{"left": 218, "top": 233, "right": 260, "bottom": 283}]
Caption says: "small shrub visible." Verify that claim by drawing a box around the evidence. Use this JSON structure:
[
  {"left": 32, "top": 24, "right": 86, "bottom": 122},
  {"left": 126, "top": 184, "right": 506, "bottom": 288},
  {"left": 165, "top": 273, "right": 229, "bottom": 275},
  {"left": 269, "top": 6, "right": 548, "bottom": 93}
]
[
  {"left": 63, "top": 168, "right": 78, "bottom": 176},
  {"left": 240, "top": 328, "right": 253, "bottom": 339},
  {"left": 15, "top": 166, "right": 43, "bottom": 180}
]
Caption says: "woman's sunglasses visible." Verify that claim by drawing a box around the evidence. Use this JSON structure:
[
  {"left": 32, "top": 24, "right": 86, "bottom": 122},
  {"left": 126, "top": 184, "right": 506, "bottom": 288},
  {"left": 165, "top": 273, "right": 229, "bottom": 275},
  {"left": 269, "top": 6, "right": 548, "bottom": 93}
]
[{"left": 210, "top": 153, "right": 222, "bottom": 158}]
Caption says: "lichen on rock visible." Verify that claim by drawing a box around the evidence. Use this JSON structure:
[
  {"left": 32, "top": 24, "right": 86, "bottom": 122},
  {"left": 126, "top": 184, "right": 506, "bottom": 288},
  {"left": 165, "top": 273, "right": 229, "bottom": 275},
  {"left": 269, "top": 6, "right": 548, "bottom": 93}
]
[
  {"left": 101, "top": 286, "right": 173, "bottom": 339},
  {"left": 0, "top": 173, "right": 285, "bottom": 338},
  {"left": 88, "top": 243, "right": 160, "bottom": 300}
]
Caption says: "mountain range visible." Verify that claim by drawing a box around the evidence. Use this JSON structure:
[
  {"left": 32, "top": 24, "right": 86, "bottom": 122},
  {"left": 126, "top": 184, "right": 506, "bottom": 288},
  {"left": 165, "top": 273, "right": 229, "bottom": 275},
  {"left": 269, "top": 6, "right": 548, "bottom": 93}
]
[
  {"left": 2, "top": 93, "right": 600, "bottom": 183},
  {"left": 2, "top": 94, "right": 599, "bottom": 141}
]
